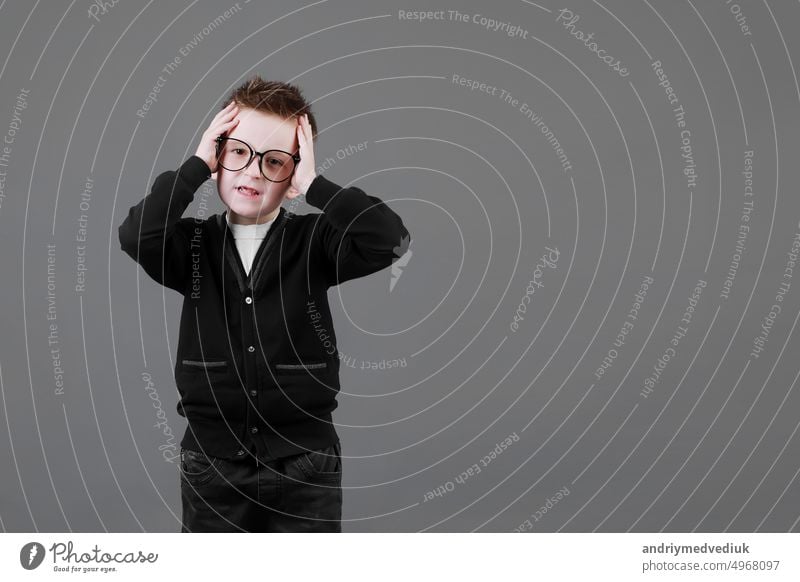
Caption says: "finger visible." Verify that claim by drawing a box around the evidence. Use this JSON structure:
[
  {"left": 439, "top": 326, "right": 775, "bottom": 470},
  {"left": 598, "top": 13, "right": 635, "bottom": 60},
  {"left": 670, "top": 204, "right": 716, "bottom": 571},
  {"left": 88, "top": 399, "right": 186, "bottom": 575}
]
[
  {"left": 217, "top": 103, "right": 239, "bottom": 121},
  {"left": 214, "top": 117, "right": 238, "bottom": 134},
  {"left": 212, "top": 102, "right": 237, "bottom": 122},
  {"left": 212, "top": 117, "right": 238, "bottom": 137}
]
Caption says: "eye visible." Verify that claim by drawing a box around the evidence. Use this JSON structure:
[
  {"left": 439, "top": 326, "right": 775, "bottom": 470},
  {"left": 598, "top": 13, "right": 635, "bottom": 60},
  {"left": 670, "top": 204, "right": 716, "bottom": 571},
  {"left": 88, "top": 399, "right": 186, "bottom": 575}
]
[{"left": 267, "top": 157, "right": 284, "bottom": 167}]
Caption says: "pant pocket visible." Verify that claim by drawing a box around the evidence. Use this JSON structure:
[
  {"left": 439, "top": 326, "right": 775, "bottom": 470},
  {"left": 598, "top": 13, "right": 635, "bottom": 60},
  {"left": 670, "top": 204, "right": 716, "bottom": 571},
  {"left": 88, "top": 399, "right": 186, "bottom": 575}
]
[
  {"left": 180, "top": 447, "right": 221, "bottom": 487},
  {"left": 294, "top": 443, "right": 341, "bottom": 481}
]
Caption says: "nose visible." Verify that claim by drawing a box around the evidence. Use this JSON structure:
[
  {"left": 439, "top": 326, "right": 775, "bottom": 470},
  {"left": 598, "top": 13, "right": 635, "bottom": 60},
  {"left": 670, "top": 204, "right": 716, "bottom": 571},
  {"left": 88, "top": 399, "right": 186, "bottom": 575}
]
[{"left": 242, "top": 155, "right": 263, "bottom": 179}]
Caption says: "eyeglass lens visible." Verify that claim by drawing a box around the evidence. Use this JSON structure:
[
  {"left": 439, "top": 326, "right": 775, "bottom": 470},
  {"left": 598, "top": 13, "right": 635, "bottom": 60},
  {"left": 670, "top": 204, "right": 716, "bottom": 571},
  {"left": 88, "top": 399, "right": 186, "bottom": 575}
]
[{"left": 216, "top": 138, "right": 295, "bottom": 182}]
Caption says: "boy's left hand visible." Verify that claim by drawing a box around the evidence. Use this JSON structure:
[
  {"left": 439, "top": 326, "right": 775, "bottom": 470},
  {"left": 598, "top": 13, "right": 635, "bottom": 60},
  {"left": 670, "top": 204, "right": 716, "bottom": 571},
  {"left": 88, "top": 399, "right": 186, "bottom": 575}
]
[{"left": 286, "top": 113, "right": 317, "bottom": 199}]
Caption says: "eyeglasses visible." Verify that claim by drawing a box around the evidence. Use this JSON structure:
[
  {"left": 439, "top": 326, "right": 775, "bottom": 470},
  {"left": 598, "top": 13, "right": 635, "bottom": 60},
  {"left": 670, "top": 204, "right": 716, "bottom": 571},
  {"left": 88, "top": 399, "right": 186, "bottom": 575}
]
[{"left": 214, "top": 136, "right": 301, "bottom": 183}]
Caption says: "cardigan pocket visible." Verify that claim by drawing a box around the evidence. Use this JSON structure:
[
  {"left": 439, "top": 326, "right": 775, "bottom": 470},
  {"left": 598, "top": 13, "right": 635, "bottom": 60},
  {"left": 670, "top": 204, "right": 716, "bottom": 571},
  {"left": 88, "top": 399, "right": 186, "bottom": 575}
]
[
  {"left": 274, "top": 361, "right": 328, "bottom": 372},
  {"left": 182, "top": 359, "right": 228, "bottom": 369},
  {"left": 176, "top": 358, "right": 244, "bottom": 422}
]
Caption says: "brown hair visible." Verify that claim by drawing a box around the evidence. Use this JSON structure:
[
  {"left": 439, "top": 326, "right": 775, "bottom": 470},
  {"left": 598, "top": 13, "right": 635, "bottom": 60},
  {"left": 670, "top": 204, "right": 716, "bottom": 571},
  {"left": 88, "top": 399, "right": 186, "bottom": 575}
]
[{"left": 222, "top": 74, "right": 318, "bottom": 140}]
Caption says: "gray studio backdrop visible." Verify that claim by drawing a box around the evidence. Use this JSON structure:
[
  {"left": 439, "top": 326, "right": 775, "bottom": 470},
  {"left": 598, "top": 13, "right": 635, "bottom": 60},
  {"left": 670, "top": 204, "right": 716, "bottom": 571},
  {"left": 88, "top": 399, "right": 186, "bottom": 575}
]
[{"left": 1, "top": 0, "right": 799, "bottom": 532}]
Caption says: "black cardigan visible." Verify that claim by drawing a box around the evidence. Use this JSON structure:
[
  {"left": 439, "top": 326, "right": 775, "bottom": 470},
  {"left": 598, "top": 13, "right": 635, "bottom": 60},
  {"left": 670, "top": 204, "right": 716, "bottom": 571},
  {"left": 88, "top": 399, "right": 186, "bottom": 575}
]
[{"left": 118, "top": 155, "right": 410, "bottom": 460}]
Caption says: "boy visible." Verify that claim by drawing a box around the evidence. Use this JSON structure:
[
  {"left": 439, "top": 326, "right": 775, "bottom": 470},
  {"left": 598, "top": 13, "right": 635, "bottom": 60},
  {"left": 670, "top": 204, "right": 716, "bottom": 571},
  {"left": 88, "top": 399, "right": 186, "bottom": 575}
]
[{"left": 118, "top": 76, "right": 410, "bottom": 532}]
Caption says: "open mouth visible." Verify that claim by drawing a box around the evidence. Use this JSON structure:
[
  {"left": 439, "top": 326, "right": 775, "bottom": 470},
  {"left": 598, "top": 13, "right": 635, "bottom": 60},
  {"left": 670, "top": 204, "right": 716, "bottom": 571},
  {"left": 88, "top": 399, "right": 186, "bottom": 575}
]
[{"left": 237, "top": 186, "right": 261, "bottom": 198}]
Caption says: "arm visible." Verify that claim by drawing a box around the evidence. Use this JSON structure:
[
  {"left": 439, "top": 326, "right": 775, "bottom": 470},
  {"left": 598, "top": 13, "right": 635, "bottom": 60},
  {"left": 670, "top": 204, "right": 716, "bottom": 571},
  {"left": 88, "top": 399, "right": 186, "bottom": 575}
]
[
  {"left": 305, "top": 174, "right": 411, "bottom": 287},
  {"left": 118, "top": 155, "right": 211, "bottom": 293}
]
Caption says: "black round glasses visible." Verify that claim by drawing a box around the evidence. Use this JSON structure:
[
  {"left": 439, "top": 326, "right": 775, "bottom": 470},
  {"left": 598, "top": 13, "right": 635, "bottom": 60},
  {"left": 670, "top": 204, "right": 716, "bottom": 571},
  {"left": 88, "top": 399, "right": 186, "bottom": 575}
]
[{"left": 214, "top": 135, "right": 301, "bottom": 183}]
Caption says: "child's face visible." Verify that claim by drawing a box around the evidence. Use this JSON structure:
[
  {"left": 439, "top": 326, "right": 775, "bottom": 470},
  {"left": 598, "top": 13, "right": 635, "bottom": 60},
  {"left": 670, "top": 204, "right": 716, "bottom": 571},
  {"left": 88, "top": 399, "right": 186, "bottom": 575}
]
[{"left": 214, "top": 107, "right": 299, "bottom": 225}]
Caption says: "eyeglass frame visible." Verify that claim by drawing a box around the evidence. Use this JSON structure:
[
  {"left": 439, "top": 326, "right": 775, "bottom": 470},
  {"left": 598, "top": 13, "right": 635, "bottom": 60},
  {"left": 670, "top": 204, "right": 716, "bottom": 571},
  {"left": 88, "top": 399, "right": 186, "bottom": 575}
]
[{"left": 214, "top": 135, "right": 301, "bottom": 183}]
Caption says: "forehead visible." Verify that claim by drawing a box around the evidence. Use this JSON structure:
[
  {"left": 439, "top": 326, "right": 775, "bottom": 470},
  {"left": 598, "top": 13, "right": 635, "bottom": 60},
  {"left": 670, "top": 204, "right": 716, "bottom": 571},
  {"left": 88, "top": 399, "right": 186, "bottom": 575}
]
[{"left": 228, "top": 108, "right": 296, "bottom": 150}]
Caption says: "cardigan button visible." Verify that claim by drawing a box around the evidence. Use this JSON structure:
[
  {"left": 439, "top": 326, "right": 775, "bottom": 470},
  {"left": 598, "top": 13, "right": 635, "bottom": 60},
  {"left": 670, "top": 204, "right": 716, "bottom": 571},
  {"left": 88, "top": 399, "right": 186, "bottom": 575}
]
[
  {"left": 247, "top": 345, "right": 255, "bottom": 353},
  {"left": 245, "top": 296, "right": 252, "bottom": 304},
  {"left": 250, "top": 390, "right": 257, "bottom": 397},
  {"left": 236, "top": 450, "right": 245, "bottom": 456},
  {"left": 250, "top": 426, "right": 259, "bottom": 434}
]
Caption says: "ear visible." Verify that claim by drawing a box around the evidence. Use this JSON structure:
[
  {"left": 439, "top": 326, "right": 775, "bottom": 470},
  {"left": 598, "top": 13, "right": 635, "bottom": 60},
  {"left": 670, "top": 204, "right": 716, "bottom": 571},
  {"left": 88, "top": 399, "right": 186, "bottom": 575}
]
[{"left": 286, "top": 185, "right": 301, "bottom": 199}]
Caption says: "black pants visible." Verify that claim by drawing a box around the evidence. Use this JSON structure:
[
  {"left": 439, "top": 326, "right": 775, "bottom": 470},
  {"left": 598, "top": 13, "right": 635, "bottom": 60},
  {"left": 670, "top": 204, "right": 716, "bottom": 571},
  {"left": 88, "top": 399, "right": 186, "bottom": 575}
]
[{"left": 179, "top": 442, "right": 342, "bottom": 532}]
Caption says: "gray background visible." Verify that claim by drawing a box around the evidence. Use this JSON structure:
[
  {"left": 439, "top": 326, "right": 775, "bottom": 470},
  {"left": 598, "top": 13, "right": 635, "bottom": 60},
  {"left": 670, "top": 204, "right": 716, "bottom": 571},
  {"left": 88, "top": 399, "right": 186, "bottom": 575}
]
[{"left": 1, "top": 0, "right": 799, "bottom": 532}]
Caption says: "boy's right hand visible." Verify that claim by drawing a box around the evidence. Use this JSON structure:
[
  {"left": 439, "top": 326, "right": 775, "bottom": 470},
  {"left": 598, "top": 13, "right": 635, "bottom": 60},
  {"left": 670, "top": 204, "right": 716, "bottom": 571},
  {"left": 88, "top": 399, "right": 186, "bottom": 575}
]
[{"left": 194, "top": 101, "right": 239, "bottom": 176}]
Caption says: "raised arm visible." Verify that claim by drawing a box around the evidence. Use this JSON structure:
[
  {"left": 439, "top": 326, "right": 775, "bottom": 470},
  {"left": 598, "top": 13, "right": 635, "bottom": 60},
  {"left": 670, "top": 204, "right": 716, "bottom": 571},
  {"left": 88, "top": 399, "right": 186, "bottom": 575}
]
[
  {"left": 118, "top": 101, "right": 239, "bottom": 292},
  {"left": 305, "top": 175, "right": 410, "bottom": 287},
  {"left": 286, "top": 112, "right": 410, "bottom": 287},
  {"left": 117, "top": 155, "right": 211, "bottom": 293}
]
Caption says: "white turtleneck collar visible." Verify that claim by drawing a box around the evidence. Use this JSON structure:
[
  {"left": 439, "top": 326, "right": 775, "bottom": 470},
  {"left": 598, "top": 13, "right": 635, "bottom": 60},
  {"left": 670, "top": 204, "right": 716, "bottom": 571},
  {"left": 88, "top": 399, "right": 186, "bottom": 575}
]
[{"left": 225, "top": 210, "right": 278, "bottom": 275}]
